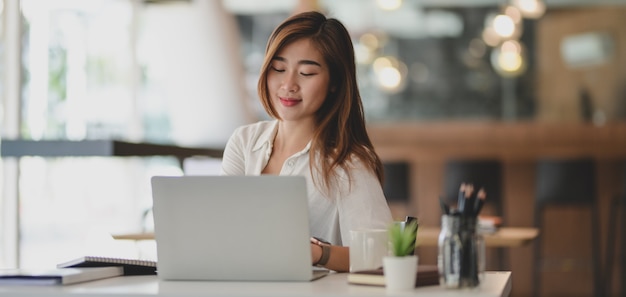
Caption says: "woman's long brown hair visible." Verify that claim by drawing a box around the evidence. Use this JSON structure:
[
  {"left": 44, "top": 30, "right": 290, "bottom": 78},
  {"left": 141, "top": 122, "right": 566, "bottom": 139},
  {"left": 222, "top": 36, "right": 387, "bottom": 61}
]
[{"left": 257, "top": 11, "right": 383, "bottom": 193}]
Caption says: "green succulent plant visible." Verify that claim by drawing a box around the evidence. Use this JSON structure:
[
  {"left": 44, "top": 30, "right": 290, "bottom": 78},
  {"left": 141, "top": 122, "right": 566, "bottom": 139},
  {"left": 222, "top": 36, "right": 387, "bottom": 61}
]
[{"left": 388, "top": 220, "right": 419, "bottom": 257}]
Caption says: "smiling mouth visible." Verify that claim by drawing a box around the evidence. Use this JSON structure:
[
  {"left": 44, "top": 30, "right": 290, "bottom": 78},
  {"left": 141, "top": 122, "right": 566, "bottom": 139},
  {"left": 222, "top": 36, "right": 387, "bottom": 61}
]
[{"left": 279, "top": 97, "right": 302, "bottom": 107}]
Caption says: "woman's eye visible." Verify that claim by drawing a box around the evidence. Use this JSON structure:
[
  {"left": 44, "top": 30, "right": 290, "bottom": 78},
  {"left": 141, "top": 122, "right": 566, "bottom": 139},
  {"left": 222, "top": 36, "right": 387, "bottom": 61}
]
[
  {"left": 301, "top": 72, "right": 316, "bottom": 77},
  {"left": 271, "top": 67, "right": 285, "bottom": 73}
]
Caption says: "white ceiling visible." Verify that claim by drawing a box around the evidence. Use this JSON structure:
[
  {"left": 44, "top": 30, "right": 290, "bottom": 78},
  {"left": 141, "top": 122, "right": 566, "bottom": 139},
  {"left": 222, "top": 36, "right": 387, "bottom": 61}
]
[{"left": 222, "top": 0, "right": 626, "bottom": 14}]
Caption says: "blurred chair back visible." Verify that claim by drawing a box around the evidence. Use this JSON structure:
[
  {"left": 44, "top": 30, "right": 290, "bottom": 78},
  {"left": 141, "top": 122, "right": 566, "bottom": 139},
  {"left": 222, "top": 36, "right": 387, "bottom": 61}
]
[
  {"left": 532, "top": 157, "right": 602, "bottom": 297},
  {"left": 383, "top": 162, "right": 410, "bottom": 203},
  {"left": 442, "top": 159, "right": 503, "bottom": 216},
  {"left": 535, "top": 158, "right": 596, "bottom": 206},
  {"left": 605, "top": 161, "right": 626, "bottom": 297}
]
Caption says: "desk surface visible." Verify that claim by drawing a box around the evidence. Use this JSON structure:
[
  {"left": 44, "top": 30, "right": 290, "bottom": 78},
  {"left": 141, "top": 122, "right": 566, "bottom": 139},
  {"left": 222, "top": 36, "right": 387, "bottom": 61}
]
[
  {"left": 418, "top": 227, "right": 539, "bottom": 247},
  {"left": 0, "top": 271, "right": 511, "bottom": 297},
  {"left": 113, "top": 227, "right": 539, "bottom": 248}
]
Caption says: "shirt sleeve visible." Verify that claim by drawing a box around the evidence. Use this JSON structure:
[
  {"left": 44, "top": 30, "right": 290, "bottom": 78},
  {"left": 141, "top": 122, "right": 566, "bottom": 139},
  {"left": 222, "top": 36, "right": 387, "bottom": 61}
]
[
  {"left": 336, "top": 159, "right": 394, "bottom": 246},
  {"left": 220, "top": 127, "right": 246, "bottom": 175}
]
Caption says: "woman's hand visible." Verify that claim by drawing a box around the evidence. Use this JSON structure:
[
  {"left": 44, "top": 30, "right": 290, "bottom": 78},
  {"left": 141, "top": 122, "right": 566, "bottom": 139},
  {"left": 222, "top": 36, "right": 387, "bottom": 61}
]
[
  {"left": 309, "top": 237, "right": 350, "bottom": 272},
  {"left": 310, "top": 242, "right": 323, "bottom": 265}
]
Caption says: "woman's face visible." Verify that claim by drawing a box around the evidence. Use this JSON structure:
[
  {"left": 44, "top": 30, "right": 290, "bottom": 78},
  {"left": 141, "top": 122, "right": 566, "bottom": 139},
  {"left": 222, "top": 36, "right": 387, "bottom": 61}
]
[{"left": 267, "top": 38, "right": 331, "bottom": 124}]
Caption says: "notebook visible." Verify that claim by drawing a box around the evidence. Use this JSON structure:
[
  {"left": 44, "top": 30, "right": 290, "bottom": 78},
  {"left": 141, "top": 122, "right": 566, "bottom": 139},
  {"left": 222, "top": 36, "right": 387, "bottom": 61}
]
[
  {"left": 0, "top": 267, "right": 123, "bottom": 285},
  {"left": 57, "top": 256, "right": 157, "bottom": 275},
  {"left": 347, "top": 264, "right": 439, "bottom": 287},
  {"left": 150, "top": 175, "right": 328, "bottom": 282}
]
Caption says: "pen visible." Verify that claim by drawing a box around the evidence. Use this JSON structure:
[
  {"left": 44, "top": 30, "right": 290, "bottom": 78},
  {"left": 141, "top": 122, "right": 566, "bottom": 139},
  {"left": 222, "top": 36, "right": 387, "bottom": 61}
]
[
  {"left": 440, "top": 197, "right": 450, "bottom": 215},
  {"left": 473, "top": 188, "right": 486, "bottom": 216},
  {"left": 457, "top": 183, "right": 467, "bottom": 213},
  {"left": 464, "top": 183, "right": 475, "bottom": 216}
]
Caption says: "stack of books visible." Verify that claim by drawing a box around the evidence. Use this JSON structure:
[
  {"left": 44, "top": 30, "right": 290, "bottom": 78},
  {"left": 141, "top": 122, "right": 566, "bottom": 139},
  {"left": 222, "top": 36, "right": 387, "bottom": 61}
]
[
  {"left": 347, "top": 264, "right": 439, "bottom": 287},
  {"left": 478, "top": 215, "right": 503, "bottom": 234},
  {"left": 0, "top": 256, "right": 157, "bottom": 286}
]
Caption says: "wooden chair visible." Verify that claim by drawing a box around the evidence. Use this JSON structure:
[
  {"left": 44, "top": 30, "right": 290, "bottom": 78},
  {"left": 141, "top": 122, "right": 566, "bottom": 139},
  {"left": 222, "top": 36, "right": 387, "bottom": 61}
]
[
  {"left": 532, "top": 157, "right": 603, "bottom": 297},
  {"left": 604, "top": 162, "right": 626, "bottom": 297}
]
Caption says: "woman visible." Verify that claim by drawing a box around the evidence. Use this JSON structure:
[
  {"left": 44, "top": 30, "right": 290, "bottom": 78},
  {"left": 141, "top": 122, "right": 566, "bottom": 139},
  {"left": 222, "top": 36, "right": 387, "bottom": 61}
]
[{"left": 220, "top": 11, "right": 392, "bottom": 272}]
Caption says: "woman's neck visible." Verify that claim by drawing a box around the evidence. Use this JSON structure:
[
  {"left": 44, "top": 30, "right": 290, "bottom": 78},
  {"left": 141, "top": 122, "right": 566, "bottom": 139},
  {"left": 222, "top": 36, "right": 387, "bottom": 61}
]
[{"left": 273, "top": 120, "right": 314, "bottom": 156}]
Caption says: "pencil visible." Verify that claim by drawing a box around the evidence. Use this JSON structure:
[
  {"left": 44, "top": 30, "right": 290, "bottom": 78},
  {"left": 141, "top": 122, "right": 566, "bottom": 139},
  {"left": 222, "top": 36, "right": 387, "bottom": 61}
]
[
  {"left": 473, "top": 188, "right": 486, "bottom": 215},
  {"left": 464, "top": 183, "right": 475, "bottom": 215},
  {"left": 457, "top": 183, "right": 466, "bottom": 213},
  {"left": 440, "top": 197, "right": 450, "bottom": 215}
]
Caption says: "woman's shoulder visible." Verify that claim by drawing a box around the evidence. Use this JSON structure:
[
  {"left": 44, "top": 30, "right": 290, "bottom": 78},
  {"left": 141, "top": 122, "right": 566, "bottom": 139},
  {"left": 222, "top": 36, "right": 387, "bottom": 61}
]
[
  {"left": 332, "top": 154, "right": 371, "bottom": 177},
  {"left": 232, "top": 120, "right": 277, "bottom": 139}
]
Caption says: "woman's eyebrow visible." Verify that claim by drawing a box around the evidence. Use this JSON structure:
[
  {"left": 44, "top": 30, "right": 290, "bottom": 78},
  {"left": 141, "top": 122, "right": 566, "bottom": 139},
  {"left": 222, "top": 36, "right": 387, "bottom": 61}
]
[
  {"left": 298, "top": 59, "right": 321, "bottom": 67},
  {"left": 272, "top": 56, "right": 321, "bottom": 67}
]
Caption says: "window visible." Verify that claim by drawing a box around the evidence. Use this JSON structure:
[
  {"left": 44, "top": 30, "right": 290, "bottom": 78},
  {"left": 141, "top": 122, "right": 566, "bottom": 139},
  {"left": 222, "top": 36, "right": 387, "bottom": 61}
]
[{"left": 1, "top": 0, "right": 179, "bottom": 268}]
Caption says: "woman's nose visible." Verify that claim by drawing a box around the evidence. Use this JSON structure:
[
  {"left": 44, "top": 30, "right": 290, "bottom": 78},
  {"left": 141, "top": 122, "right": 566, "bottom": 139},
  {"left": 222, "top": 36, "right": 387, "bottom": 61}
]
[{"left": 282, "top": 73, "right": 299, "bottom": 93}]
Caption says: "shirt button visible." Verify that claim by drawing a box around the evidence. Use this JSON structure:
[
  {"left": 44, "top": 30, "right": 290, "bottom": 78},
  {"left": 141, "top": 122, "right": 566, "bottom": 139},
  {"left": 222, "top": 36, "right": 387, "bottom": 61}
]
[{"left": 288, "top": 160, "right": 295, "bottom": 167}]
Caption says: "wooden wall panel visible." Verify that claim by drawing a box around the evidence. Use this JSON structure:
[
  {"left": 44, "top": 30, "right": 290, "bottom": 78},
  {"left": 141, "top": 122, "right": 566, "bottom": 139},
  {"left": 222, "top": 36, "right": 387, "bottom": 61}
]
[
  {"left": 535, "top": 7, "right": 626, "bottom": 122},
  {"left": 369, "top": 122, "right": 626, "bottom": 297}
]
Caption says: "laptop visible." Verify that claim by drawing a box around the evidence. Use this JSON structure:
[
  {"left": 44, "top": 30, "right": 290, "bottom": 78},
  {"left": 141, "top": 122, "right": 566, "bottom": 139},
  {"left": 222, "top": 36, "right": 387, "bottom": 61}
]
[{"left": 150, "top": 175, "right": 328, "bottom": 281}]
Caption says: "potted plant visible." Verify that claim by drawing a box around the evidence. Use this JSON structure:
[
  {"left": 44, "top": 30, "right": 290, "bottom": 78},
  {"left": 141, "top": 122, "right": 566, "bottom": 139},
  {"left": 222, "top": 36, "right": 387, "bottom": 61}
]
[{"left": 383, "top": 220, "right": 419, "bottom": 291}]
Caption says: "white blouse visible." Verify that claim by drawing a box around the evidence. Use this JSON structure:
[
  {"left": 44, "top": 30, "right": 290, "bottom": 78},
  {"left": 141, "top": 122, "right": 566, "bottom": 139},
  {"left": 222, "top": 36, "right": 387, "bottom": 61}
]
[{"left": 220, "top": 120, "right": 393, "bottom": 246}]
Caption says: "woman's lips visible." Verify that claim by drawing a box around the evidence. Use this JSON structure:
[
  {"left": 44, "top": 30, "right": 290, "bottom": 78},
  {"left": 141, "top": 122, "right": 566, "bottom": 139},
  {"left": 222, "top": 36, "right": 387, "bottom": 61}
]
[{"left": 279, "top": 97, "right": 302, "bottom": 107}]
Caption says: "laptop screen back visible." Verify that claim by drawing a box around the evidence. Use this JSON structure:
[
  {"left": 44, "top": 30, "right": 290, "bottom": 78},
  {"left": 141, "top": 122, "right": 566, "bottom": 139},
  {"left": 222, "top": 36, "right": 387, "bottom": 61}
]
[{"left": 151, "top": 175, "right": 317, "bottom": 281}]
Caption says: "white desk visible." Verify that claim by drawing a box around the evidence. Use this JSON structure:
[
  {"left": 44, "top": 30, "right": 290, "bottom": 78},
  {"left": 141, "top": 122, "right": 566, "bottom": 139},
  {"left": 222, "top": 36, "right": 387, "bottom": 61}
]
[{"left": 0, "top": 271, "right": 511, "bottom": 297}]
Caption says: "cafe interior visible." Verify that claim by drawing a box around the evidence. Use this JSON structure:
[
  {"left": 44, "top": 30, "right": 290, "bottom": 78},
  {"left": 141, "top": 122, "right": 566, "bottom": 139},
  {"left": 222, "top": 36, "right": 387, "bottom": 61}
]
[{"left": 1, "top": 0, "right": 625, "bottom": 296}]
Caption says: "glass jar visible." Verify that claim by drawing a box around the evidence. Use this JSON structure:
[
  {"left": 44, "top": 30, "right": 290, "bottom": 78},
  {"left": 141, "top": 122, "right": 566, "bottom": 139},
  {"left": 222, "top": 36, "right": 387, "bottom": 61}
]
[{"left": 437, "top": 213, "right": 485, "bottom": 288}]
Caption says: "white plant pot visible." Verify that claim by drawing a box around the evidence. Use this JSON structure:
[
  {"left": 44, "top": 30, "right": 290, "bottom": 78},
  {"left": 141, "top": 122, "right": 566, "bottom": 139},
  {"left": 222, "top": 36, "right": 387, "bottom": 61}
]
[{"left": 383, "top": 255, "right": 418, "bottom": 291}]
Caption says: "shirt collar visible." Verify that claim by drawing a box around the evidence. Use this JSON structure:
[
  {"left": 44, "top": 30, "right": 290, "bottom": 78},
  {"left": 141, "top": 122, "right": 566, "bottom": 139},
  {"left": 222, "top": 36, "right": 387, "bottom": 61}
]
[
  {"left": 251, "top": 120, "right": 312, "bottom": 156},
  {"left": 252, "top": 120, "right": 279, "bottom": 152}
]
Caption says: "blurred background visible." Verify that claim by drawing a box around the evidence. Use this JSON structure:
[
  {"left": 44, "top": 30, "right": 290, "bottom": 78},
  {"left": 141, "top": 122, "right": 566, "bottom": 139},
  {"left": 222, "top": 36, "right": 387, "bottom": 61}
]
[{"left": 1, "top": 0, "right": 625, "bottom": 296}]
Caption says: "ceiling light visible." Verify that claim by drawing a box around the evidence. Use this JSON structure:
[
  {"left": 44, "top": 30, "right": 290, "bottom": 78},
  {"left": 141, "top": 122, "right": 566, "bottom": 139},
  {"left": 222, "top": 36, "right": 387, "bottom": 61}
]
[
  {"left": 511, "top": 0, "right": 546, "bottom": 19},
  {"left": 503, "top": 5, "right": 522, "bottom": 24},
  {"left": 493, "top": 14, "right": 516, "bottom": 38},
  {"left": 360, "top": 32, "right": 383, "bottom": 50},
  {"left": 372, "top": 56, "right": 408, "bottom": 94},
  {"left": 482, "top": 26, "right": 501, "bottom": 47},
  {"left": 491, "top": 40, "right": 527, "bottom": 77},
  {"left": 376, "top": 0, "right": 402, "bottom": 11}
]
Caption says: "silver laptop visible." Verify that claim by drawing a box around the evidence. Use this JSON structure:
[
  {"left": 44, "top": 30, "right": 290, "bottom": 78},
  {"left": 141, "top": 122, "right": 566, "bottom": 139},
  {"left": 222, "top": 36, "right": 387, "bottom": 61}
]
[{"left": 150, "top": 175, "right": 328, "bottom": 281}]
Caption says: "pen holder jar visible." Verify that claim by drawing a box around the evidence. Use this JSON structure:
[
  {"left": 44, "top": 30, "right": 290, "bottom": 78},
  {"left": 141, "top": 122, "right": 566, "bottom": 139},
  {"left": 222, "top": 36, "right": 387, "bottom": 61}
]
[{"left": 437, "top": 214, "right": 485, "bottom": 289}]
